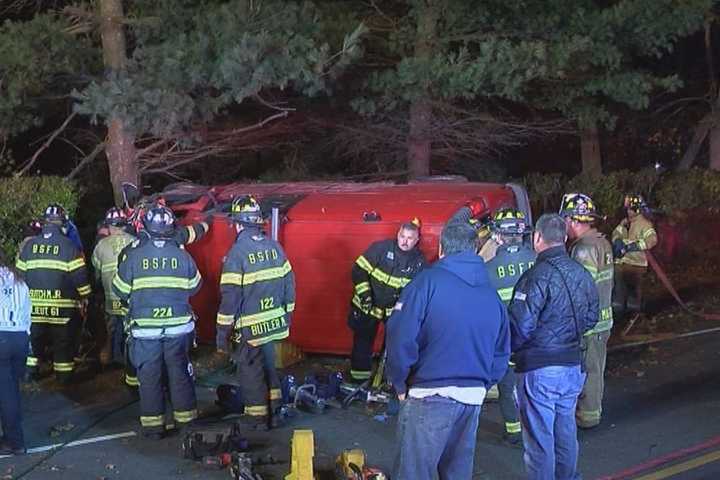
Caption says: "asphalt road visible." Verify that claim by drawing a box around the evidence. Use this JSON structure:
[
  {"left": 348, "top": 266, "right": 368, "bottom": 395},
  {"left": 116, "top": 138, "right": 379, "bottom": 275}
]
[{"left": 1, "top": 321, "right": 719, "bottom": 480}]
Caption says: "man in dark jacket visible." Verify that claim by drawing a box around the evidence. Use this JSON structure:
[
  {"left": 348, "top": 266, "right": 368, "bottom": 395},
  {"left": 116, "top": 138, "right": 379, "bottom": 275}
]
[
  {"left": 348, "top": 219, "right": 426, "bottom": 383},
  {"left": 508, "top": 214, "right": 599, "bottom": 480},
  {"left": 386, "top": 222, "right": 510, "bottom": 480}
]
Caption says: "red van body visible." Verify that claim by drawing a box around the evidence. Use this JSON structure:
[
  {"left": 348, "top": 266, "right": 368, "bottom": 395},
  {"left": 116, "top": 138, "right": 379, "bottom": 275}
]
[{"left": 169, "top": 181, "right": 528, "bottom": 354}]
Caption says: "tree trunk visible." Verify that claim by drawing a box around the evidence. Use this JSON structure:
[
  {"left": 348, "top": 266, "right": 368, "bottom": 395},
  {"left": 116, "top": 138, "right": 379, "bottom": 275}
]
[
  {"left": 710, "top": 120, "right": 720, "bottom": 171},
  {"left": 99, "top": 0, "right": 138, "bottom": 206},
  {"left": 677, "top": 112, "right": 712, "bottom": 170},
  {"left": 580, "top": 123, "right": 602, "bottom": 176},
  {"left": 407, "top": 2, "right": 439, "bottom": 179}
]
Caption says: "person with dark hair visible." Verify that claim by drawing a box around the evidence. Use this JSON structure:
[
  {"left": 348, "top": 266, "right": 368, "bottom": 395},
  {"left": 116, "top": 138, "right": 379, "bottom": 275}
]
[
  {"left": 0, "top": 251, "right": 31, "bottom": 455},
  {"left": 508, "top": 213, "right": 599, "bottom": 480},
  {"left": 386, "top": 222, "right": 510, "bottom": 479},
  {"left": 347, "top": 218, "right": 426, "bottom": 383}
]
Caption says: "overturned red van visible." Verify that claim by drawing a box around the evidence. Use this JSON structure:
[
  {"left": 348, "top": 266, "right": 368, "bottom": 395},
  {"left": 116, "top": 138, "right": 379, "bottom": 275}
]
[{"left": 166, "top": 180, "right": 532, "bottom": 355}]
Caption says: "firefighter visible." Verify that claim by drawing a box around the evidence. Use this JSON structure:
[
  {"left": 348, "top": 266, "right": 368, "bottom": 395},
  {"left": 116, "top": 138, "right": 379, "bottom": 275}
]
[
  {"left": 115, "top": 202, "right": 210, "bottom": 390},
  {"left": 484, "top": 208, "right": 536, "bottom": 445},
  {"left": 215, "top": 196, "right": 296, "bottom": 430},
  {"left": 112, "top": 205, "right": 201, "bottom": 439},
  {"left": 348, "top": 219, "right": 427, "bottom": 384},
  {"left": 17, "top": 204, "right": 92, "bottom": 383},
  {"left": 560, "top": 193, "right": 615, "bottom": 429},
  {"left": 446, "top": 198, "right": 497, "bottom": 260},
  {"left": 611, "top": 194, "right": 657, "bottom": 322},
  {"left": 91, "top": 208, "right": 136, "bottom": 367}
]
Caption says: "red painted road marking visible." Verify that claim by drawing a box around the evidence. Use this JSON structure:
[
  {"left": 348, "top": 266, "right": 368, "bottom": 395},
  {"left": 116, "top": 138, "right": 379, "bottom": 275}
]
[{"left": 596, "top": 434, "right": 720, "bottom": 480}]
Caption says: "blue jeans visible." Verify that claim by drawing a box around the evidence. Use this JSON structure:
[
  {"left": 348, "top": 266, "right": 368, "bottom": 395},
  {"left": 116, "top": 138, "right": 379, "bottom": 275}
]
[
  {"left": 517, "top": 365, "right": 585, "bottom": 480},
  {"left": 393, "top": 395, "right": 481, "bottom": 480},
  {"left": 0, "top": 332, "right": 29, "bottom": 449}
]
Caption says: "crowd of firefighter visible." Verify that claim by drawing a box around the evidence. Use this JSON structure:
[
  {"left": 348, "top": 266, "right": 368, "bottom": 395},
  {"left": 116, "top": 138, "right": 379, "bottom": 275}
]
[{"left": 1, "top": 188, "right": 656, "bottom": 470}]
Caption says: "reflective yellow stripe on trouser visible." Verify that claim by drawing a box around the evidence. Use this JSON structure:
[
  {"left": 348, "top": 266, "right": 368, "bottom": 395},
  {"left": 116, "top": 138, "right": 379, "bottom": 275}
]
[
  {"left": 269, "top": 389, "right": 282, "bottom": 402},
  {"left": 125, "top": 374, "right": 139, "bottom": 387},
  {"left": 173, "top": 409, "right": 197, "bottom": 424},
  {"left": 576, "top": 409, "right": 601, "bottom": 425},
  {"left": 350, "top": 369, "right": 371, "bottom": 380},
  {"left": 140, "top": 415, "right": 164, "bottom": 428},
  {"left": 245, "top": 405, "right": 269, "bottom": 417},
  {"left": 53, "top": 362, "right": 74, "bottom": 373},
  {"left": 505, "top": 421, "right": 522, "bottom": 434},
  {"left": 26, "top": 356, "right": 38, "bottom": 368}
]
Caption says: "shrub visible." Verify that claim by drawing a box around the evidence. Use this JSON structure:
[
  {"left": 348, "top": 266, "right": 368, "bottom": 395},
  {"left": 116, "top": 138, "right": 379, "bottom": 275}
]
[{"left": 0, "top": 176, "right": 79, "bottom": 261}]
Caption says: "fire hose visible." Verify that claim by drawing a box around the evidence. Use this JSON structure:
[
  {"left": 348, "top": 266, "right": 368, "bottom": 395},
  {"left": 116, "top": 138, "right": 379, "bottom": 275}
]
[
  {"left": 609, "top": 252, "right": 720, "bottom": 352},
  {"left": 646, "top": 251, "right": 720, "bottom": 321}
]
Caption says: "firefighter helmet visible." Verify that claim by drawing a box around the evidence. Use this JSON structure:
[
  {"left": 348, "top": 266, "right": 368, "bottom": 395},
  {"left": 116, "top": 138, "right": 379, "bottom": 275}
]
[
  {"left": 492, "top": 208, "right": 530, "bottom": 235},
  {"left": 142, "top": 204, "right": 176, "bottom": 238},
  {"left": 104, "top": 207, "right": 128, "bottom": 226},
  {"left": 624, "top": 193, "right": 648, "bottom": 212},
  {"left": 559, "top": 193, "right": 599, "bottom": 223},
  {"left": 231, "top": 195, "right": 263, "bottom": 226},
  {"left": 43, "top": 203, "right": 68, "bottom": 225}
]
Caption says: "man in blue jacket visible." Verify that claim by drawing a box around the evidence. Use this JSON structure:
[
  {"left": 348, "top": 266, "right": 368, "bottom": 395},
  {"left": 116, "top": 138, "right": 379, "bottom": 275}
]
[
  {"left": 508, "top": 214, "right": 599, "bottom": 480},
  {"left": 386, "top": 222, "right": 510, "bottom": 480}
]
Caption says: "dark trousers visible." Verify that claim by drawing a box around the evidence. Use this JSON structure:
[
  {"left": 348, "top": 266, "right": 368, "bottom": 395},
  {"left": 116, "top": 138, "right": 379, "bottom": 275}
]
[
  {"left": 348, "top": 310, "right": 379, "bottom": 382},
  {"left": 27, "top": 317, "right": 80, "bottom": 382},
  {"left": 130, "top": 333, "right": 197, "bottom": 435},
  {"left": 393, "top": 396, "right": 481, "bottom": 480},
  {"left": 124, "top": 341, "right": 139, "bottom": 389},
  {"left": 102, "top": 314, "right": 125, "bottom": 365},
  {"left": 232, "top": 341, "right": 282, "bottom": 421},
  {"left": 0, "top": 332, "right": 28, "bottom": 449},
  {"left": 613, "top": 264, "right": 646, "bottom": 322},
  {"left": 498, "top": 365, "right": 521, "bottom": 435}
]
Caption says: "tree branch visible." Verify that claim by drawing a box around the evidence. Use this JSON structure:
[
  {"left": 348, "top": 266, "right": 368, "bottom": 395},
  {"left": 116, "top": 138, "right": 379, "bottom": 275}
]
[
  {"left": 15, "top": 111, "right": 77, "bottom": 177},
  {"left": 65, "top": 141, "right": 106, "bottom": 180}
]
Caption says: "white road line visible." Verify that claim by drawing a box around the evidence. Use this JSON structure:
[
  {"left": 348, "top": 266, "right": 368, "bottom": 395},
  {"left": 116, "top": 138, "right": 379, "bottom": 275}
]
[{"left": 0, "top": 431, "right": 137, "bottom": 459}]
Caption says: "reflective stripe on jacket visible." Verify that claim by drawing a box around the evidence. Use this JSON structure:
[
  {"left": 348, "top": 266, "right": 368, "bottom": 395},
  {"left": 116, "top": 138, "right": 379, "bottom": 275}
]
[
  {"left": 612, "top": 215, "right": 657, "bottom": 268},
  {"left": 92, "top": 230, "right": 136, "bottom": 315},
  {"left": 570, "top": 228, "right": 614, "bottom": 333},
  {"left": 350, "top": 239, "right": 426, "bottom": 321},
  {"left": 16, "top": 225, "right": 91, "bottom": 325},
  {"left": 112, "top": 238, "right": 201, "bottom": 330},
  {"left": 216, "top": 229, "right": 295, "bottom": 347}
]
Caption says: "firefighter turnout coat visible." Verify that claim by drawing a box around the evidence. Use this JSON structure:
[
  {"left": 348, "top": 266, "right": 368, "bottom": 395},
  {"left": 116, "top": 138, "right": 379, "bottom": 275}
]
[
  {"left": 570, "top": 228, "right": 615, "bottom": 334},
  {"left": 112, "top": 238, "right": 201, "bottom": 333},
  {"left": 92, "top": 228, "right": 136, "bottom": 316},
  {"left": 350, "top": 239, "right": 426, "bottom": 321},
  {"left": 612, "top": 214, "right": 657, "bottom": 268},
  {"left": 17, "top": 224, "right": 92, "bottom": 325},
  {"left": 216, "top": 229, "right": 296, "bottom": 347}
]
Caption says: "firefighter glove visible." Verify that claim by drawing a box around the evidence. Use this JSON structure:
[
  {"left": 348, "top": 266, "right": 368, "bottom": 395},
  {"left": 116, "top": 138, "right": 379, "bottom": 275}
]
[
  {"left": 466, "top": 198, "right": 488, "bottom": 218},
  {"left": 625, "top": 242, "right": 641, "bottom": 253},
  {"left": 612, "top": 239, "right": 627, "bottom": 259},
  {"left": 359, "top": 293, "right": 373, "bottom": 312}
]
